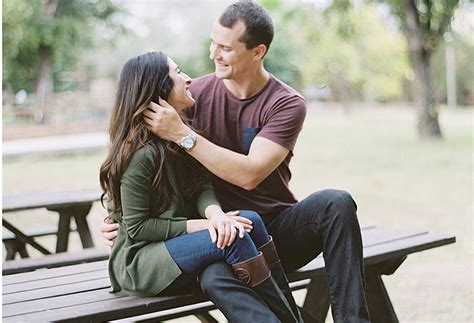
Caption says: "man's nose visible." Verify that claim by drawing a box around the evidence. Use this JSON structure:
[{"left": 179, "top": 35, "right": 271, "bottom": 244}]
[{"left": 209, "top": 46, "right": 219, "bottom": 60}]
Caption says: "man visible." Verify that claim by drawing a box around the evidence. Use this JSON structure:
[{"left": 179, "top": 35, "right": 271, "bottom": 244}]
[{"left": 103, "top": 1, "right": 370, "bottom": 322}]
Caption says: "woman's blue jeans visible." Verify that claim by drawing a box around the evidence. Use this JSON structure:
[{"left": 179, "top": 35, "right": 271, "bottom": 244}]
[{"left": 163, "top": 210, "right": 269, "bottom": 292}]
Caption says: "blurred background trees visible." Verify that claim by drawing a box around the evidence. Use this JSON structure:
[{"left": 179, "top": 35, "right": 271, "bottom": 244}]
[
  {"left": 2, "top": 0, "right": 126, "bottom": 123},
  {"left": 2, "top": 0, "right": 473, "bottom": 137}
]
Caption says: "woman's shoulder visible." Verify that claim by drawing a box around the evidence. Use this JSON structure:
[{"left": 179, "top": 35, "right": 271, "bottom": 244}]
[{"left": 127, "top": 143, "right": 160, "bottom": 172}]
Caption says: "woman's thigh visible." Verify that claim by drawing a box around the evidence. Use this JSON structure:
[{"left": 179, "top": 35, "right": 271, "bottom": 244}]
[{"left": 164, "top": 229, "right": 226, "bottom": 275}]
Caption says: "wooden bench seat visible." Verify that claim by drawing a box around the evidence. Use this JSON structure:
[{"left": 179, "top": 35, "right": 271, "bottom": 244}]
[
  {"left": 2, "top": 248, "right": 109, "bottom": 275},
  {"left": 2, "top": 226, "right": 455, "bottom": 322}
]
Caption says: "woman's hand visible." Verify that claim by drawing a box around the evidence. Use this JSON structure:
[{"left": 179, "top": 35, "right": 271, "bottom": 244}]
[
  {"left": 206, "top": 206, "right": 253, "bottom": 249},
  {"left": 100, "top": 212, "right": 120, "bottom": 251},
  {"left": 186, "top": 219, "right": 210, "bottom": 233}
]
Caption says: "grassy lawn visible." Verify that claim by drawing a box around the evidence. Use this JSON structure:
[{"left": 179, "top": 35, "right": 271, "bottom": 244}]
[{"left": 2, "top": 104, "right": 472, "bottom": 322}]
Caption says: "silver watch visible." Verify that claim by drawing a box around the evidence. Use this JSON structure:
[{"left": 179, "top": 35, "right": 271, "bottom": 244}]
[{"left": 179, "top": 131, "right": 197, "bottom": 151}]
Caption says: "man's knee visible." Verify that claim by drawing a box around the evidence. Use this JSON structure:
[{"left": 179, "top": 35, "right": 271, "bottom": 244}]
[{"left": 313, "top": 189, "right": 358, "bottom": 224}]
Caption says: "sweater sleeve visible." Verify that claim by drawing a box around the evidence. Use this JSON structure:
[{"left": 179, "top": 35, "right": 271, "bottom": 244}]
[
  {"left": 120, "top": 146, "right": 187, "bottom": 241},
  {"left": 196, "top": 182, "right": 221, "bottom": 218}
]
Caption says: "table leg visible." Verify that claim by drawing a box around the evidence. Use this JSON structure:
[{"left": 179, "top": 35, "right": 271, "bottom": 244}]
[
  {"left": 2, "top": 219, "right": 51, "bottom": 255},
  {"left": 194, "top": 311, "right": 219, "bottom": 323},
  {"left": 365, "top": 257, "right": 406, "bottom": 323},
  {"left": 72, "top": 204, "right": 94, "bottom": 248},
  {"left": 4, "top": 240, "right": 29, "bottom": 260},
  {"left": 49, "top": 204, "right": 94, "bottom": 251},
  {"left": 56, "top": 212, "right": 71, "bottom": 253},
  {"left": 301, "top": 273, "right": 330, "bottom": 322}
]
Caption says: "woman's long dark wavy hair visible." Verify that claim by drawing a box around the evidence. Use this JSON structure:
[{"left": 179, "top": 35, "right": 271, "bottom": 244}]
[{"left": 99, "top": 51, "right": 204, "bottom": 215}]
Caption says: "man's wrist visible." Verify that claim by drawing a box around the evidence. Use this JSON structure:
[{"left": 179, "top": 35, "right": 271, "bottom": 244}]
[
  {"left": 178, "top": 129, "right": 197, "bottom": 151},
  {"left": 172, "top": 125, "right": 192, "bottom": 144}
]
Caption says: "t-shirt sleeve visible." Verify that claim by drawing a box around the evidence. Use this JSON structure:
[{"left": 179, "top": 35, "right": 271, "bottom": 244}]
[{"left": 256, "top": 95, "right": 307, "bottom": 152}]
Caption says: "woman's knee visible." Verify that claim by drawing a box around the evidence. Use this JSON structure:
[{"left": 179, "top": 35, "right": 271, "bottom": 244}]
[
  {"left": 238, "top": 210, "right": 262, "bottom": 224},
  {"left": 227, "top": 232, "right": 259, "bottom": 262},
  {"left": 237, "top": 210, "right": 269, "bottom": 245},
  {"left": 231, "top": 231, "right": 255, "bottom": 250},
  {"left": 239, "top": 210, "right": 266, "bottom": 231}
]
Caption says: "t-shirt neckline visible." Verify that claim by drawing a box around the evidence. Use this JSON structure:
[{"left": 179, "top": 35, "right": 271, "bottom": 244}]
[{"left": 219, "top": 74, "right": 274, "bottom": 102}]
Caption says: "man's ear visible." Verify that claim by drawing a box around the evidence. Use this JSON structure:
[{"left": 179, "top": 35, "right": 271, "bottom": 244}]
[{"left": 253, "top": 44, "right": 267, "bottom": 61}]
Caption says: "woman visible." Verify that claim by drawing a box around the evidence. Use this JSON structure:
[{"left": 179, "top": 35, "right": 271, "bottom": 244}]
[{"left": 99, "top": 52, "right": 297, "bottom": 322}]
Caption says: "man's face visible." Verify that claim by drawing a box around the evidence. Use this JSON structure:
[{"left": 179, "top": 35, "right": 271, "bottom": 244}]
[{"left": 209, "top": 20, "right": 256, "bottom": 80}]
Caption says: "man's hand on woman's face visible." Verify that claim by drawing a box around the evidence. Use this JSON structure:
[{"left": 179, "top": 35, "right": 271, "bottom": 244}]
[
  {"left": 143, "top": 99, "right": 189, "bottom": 143},
  {"left": 101, "top": 212, "right": 119, "bottom": 250}
]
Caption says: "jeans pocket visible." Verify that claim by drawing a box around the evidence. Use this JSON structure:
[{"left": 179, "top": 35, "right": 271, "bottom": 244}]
[{"left": 242, "top": 127, "right": 261, "bottom": 154}]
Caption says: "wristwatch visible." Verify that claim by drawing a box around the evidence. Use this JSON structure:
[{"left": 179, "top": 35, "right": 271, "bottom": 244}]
[{"left": 179, "top": 131, "right": 197, "bottom": 151}]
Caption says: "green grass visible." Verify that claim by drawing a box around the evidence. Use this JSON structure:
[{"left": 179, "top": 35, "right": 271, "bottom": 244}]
[{"left": 2, "top": 104, "right": 472, "bottom": 322}]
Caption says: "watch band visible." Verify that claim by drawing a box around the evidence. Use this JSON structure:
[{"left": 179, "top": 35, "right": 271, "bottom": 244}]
[{"left": 180, "top": 131, "right": 197, "bottom": 151}]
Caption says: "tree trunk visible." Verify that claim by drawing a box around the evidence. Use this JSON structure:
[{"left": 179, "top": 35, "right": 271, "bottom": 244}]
[
  {"left": 401, "top": 0, "right": 442, "bottom": 139},
  {"left": 35, "top": 45, "right": 53, "bottom": 124},
  {"left": 34, "top": 0, "right": 61, "bottom": 124},
  {"left": 409, "top": 49, "right": 442, "bottom": 138}
]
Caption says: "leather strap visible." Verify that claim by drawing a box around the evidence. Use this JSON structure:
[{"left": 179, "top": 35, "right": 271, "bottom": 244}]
[
  {"left": 258, "top": 236, "right": 280, "bottom": 268},
  {"left": 232, "top": 252, "right": 270, "bottom": 287}
]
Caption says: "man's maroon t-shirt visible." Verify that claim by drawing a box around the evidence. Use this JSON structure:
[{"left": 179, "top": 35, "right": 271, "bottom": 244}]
[{"left": 188, "top": 74, "right": 307, "bottom": 217}]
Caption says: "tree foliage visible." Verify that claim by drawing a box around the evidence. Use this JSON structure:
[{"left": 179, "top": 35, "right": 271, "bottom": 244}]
[
  {"left": 2, "top": 0, "right": 125, "bottom": 93},
  {"left": 327, "top": 0, "right": 461, "bottom": 138}
]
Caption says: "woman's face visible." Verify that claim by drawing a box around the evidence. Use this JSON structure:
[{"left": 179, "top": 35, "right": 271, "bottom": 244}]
[{"left": 166, "top": 58, "right": 195, "bottom": 112}]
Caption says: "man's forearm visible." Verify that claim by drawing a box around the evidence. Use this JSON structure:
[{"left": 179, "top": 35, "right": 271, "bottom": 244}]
[
  {"left": 167, "top": 124, "right": 258, "bottom": 189},
  {"left": 188, "top": 134, "right": 260, "bottom": 190},
  {"left": 150, "top": 111, "right": 286, "bottom": 191}
]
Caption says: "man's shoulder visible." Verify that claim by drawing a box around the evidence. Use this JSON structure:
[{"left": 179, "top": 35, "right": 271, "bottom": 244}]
[
  {"left": 190, "top": 73, "right": 218, "bottom": 92},
  {"left": 268, "top": 75, "right": 305, "bottom": 103}
]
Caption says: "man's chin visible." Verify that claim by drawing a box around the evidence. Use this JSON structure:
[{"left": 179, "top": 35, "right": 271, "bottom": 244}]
[{"left": 214, "top": 69, "right": 230, "bottom": 79}]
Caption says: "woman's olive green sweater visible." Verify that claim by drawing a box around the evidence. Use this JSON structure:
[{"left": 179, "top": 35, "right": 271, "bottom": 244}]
[{"left": 108, "top": 145, "right": 220, "bottom": 296}]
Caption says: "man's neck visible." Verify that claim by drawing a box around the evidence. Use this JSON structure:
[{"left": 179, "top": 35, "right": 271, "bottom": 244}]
[{"left": 223, "top": 66, "right": 270, "bottom": 100}]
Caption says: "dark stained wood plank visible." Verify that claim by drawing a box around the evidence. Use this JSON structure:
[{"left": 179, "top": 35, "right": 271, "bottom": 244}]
[
  {"left": 2, "top": 248, "right": 109, "bottom": 275},
  {"left": 2, "top": 189, "right": 101, "bottom": 213},
  {"left": 1, "top": 227, "right": 456, "bottom": 322},
  {"left": 362, "top": 232, "right": 455, "bottom": 266},
  {"left": 288, "top": 231, "right": 455, "bottom": 281},
  {"left": 3, "top": 270, "right": 108, "bottom": 294},
  {"left": 3, "top": 260, "right": 107, "bottom": 285},
  {"left": 2, "top": 277, "right": 110, "bottom": 306},
  {"left": 3, "top": 288, "right": 121, "bottom": 317},
  {"left": 3, "top": 290, "right": 210, "bottom": 322}
]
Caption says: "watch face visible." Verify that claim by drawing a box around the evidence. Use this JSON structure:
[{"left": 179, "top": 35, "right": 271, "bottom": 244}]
[
  {"left": 183, "top": 137, "right": 194, "bottom": 149},
  {"left": 181, "top": 132, "right": 197, "bottom": 150}
]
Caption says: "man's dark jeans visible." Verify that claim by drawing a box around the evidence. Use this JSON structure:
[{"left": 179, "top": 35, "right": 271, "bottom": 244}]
[{"left": 198, "top": 189, "right": 370, "bottom": 323}]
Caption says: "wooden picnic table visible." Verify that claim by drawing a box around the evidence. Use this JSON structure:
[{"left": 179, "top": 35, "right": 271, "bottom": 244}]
[
  {"left": 2, "top": 189, "right": 102, "bottom": 259},
  {"left": 2, "top": 225, "right": 455, "bottom": 322}
]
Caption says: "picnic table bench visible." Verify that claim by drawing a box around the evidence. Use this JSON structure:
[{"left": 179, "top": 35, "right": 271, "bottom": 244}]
[
  {"left": 2, "top": 189, "right": 101, "bottom": 260},
  {"left": 2, "top": 226, "right": 455, "bottom": 322}
]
